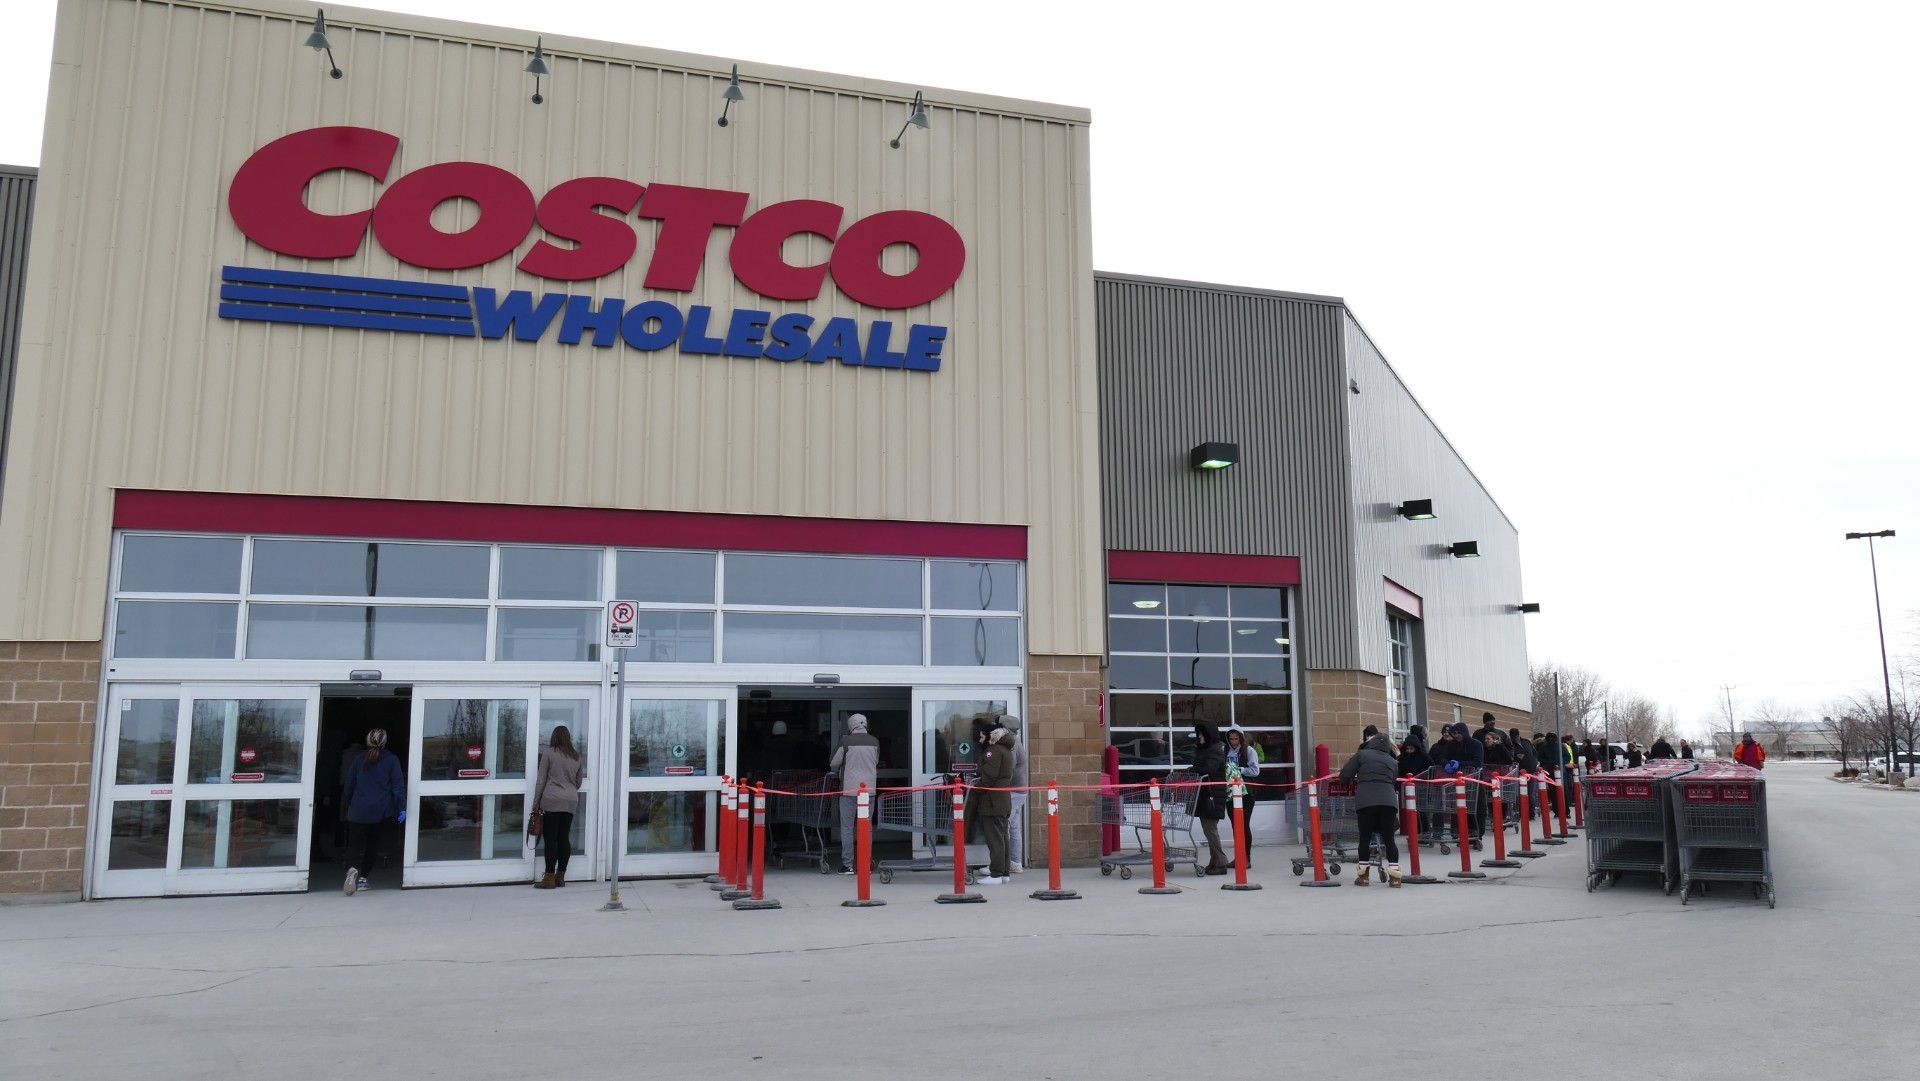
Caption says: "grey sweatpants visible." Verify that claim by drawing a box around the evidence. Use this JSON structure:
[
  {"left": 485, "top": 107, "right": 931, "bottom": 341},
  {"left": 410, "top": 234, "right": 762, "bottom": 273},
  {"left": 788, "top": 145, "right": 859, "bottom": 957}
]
[
  {"left": 839, "top": 795, "right": 858, "bottom": 871},
  {"left": 1008, "top": 791, "right": 1027, "bottom": 866}
]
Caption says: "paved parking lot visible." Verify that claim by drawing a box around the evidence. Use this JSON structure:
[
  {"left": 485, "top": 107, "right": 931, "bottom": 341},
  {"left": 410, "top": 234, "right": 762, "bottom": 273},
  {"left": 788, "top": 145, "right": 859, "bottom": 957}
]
[{"left": 2, "top": 762, "right": 1913, "bottom": 1080}]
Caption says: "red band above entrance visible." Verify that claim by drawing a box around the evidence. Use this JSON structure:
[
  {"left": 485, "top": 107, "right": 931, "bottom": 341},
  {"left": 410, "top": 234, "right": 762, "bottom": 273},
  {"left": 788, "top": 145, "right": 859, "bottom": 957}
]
[
  {"left": 113, "top": 489, "right": 1027, "bottom": 559},
  {"left": 1106, "top": 549, "right": 1301, "bottom": 586}
]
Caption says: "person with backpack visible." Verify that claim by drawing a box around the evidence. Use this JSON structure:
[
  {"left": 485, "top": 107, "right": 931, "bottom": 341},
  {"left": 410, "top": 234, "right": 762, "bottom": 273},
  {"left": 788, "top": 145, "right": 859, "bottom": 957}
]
[
  {"left": 341, "top": 728, "right": 406, "bottom": 896},
  {"left": 1338, "top": 731, "right": 1403, "bottom": 887}
]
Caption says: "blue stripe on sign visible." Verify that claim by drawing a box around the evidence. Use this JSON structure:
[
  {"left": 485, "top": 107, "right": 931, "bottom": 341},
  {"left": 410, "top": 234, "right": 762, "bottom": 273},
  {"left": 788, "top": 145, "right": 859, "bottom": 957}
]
[
  {"left": 221, "top": 265, "right": 470, "bottom": 301},
  {"left": 219, "top": 284, "right": 473, "bottom": 319},
  {"left": 218, "top": 303, "right": 476, "bottom": 337}
]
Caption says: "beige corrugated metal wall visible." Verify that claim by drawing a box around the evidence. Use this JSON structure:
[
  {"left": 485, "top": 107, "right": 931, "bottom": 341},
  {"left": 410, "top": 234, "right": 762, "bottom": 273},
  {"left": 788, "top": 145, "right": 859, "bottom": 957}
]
[{"left": 0, "top": 0, "right": 1102, "bottom": 655}]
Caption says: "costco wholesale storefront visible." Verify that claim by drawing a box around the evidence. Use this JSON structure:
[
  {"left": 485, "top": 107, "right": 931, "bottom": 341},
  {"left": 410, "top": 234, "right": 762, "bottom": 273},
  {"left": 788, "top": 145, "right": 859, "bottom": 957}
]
[{"left": 0, "top": 0, "right": 1530, "bottom": 899}]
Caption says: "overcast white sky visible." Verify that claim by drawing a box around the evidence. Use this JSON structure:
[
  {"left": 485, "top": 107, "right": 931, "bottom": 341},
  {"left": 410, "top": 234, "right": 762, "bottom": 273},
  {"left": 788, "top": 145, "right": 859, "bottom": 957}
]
[{"left": 3, "top": 1, "right": 1914, "bottom": 736}]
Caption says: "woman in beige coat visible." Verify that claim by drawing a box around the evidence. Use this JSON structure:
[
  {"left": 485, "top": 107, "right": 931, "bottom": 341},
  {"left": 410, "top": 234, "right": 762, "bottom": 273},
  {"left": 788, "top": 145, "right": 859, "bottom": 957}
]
[{"left": 533, "top": 727, "right": 584, "bottom": 888}]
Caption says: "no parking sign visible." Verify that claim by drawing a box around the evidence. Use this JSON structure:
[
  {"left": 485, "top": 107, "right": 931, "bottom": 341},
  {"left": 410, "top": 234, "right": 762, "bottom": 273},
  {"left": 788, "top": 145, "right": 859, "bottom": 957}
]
[{"left": 607, "top": 600, "right": 637, "bottom": 649}]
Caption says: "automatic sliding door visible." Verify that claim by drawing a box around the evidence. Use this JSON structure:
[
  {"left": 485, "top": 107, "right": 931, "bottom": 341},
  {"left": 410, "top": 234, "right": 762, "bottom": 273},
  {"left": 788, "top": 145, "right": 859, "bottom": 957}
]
[
  {"left": 622, "top": 689, "right": 734, "bottom": 876},
  {"left": 405, "top": 688, "right": 538, "bottom": 886}
]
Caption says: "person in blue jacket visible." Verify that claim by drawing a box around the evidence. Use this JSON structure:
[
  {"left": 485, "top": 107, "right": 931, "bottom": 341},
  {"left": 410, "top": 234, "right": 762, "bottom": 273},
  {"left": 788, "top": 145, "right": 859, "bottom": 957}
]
[
  {"left": 341, "top": 728, "right": 406, "bottom": 896},
  {"left": 1439, "top": 723, "right": 1483, "bottom": 848}
]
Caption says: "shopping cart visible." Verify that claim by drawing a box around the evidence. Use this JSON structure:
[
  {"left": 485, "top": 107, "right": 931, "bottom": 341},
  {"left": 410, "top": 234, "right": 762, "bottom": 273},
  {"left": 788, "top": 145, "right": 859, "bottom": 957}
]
[
  {"left": 1288, "top": 778, "right": 1362, "bottom": 875},
  {"left": 1582, "top": 761, "right": 1695, "bottom": 894},
  {"left": 1482, "top": 766, "right": 1523, "bottom": 831},
  {"left": 768, "top": 770, "right": 839, "bottom": 873},
  {"left": 1412, "top": 768, "right": 1485, "bottom": 855},
  {"left": 872, "top": 785, "right": 969, "bottom": 885},
  {"left": 1670, "top": 762, "right": 1772, "bottom": 908},
  {"left": 1097, "top": 773, "right": 1204, "bottom": 880}
]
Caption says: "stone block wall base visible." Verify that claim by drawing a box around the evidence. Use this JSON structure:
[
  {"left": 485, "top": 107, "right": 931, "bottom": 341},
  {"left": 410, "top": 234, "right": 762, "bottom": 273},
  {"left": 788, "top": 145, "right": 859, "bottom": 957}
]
[{"left": 0, "top": 642, "right": 101, "bottom": 894}]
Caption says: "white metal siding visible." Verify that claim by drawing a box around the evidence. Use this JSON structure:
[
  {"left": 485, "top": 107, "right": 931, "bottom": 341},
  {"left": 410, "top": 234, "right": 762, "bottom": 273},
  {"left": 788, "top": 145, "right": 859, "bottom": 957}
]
[
  {"left": 0, "top": 0, "right": 1102, "bottom": 656},
  {"left": 1342, "top": 312, "right": 1528, "bottom": 708}
]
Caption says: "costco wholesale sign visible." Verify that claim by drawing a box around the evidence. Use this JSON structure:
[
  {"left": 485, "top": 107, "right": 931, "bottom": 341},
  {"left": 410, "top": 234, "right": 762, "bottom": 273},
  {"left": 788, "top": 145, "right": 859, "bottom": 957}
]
[{"left": 219, "top": 127, "right": 966, "bottom": 371}]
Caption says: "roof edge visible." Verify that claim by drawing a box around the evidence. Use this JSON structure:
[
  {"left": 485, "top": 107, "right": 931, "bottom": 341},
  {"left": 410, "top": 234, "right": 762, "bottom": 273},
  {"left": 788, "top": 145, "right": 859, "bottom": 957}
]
[{"left": 1094, "top": 270, "right": 1343, "bottom": 307}]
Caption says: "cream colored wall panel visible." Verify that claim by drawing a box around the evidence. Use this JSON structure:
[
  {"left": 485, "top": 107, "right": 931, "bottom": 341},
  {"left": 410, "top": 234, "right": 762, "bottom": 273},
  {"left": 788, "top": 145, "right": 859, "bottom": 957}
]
[{"left": 2, "top": 0, "right": 1102, "bottom": 655}]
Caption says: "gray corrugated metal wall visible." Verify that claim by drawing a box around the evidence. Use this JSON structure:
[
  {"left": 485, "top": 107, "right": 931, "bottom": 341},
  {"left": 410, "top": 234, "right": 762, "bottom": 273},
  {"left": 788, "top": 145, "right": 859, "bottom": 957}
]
[
  {"left": 0, "top": 166, "right": 34, "bottom": 515},
  {"left": 1342, "top": 312, "right": 1529, "bottom": 707},
  {"left": 1095, "top": 273, "right": 1361, "bottom": 671}
]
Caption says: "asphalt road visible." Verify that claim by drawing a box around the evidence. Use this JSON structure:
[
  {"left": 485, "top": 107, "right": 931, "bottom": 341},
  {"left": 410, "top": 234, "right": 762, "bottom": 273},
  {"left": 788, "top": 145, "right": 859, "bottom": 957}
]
[{"left": 2, "top": 761, "right": 1914, "bottom": 1080}]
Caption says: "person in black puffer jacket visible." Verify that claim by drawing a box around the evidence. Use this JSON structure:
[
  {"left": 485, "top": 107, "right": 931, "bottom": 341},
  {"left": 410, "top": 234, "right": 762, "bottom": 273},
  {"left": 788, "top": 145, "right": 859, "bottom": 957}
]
[
  {"left": 1191, "top": 722, "right": 1230, "bottom": 874},
  {"left": 1338, "top": 733, "right": 1403, "bottom": 886}
]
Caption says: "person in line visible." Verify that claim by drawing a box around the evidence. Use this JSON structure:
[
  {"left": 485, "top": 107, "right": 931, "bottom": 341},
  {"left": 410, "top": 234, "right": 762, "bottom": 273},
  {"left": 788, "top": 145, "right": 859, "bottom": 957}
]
[
  {"left": 1223, "top": 725, "right": 1261, "bottom": 869},
  {"left": 1625, "top": 742, "right": 1645, "bottom": 768},
  {"left": 829, "top": 713, "right": 881, "bottom": 875},
  {"left": 1648, "top": 737, "right": 1677, "bottom": 760},
  {"left": 1679, "top": 738, "right": 1695, "bottom": 760},
  {"left": 341, "top": 728, "right": 405, "bottom": 896},
  {"left": 1338, "top": 731, "right": 1403, "bottom": 887},
  {"left": 1005, "top": 713, "right": 1029, "bottom": 874},
  {"left": 1481, "top": 729, "right": 1513, "bottom": 768},
  {"left": 965, "top": 714, "right": 1015, "bottom": 883},
  {"left": 1397, "top": 729, "right": 1436, "bottom": 842},
  {"left": 1579, "top": 738, "right": 1599, "bottom": 773},
  {"left": 1440, "top": 722, "right": 1483, "bottom": 847},
  {"left": 1478, "top": 712, "right": 1506, "bottom": 748},
  {"left": 1735, "top": 733, "right": 1767, "bottom": 770},
  {"left": 533, "top": 725, "right": 584, "bottom": 889},
  {"left": 1191, "top": 721, "right": 1231, "bottom": 875}
]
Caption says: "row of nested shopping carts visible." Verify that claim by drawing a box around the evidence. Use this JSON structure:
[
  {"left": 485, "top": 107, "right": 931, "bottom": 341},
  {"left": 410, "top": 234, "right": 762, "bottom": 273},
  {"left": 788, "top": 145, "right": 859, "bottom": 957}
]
[{"left": 1581, "top": 759, "right": 1773, "bottom": 907}]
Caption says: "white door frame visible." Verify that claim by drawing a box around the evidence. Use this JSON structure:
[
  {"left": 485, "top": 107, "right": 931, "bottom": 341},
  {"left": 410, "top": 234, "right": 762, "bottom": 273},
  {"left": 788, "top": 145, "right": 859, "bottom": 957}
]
[
  {"left": 404, "top": 685, "right": 542, "bottom": 887},
  {"left": 618, "top": 685, "right": 737, "bottom": 877}
]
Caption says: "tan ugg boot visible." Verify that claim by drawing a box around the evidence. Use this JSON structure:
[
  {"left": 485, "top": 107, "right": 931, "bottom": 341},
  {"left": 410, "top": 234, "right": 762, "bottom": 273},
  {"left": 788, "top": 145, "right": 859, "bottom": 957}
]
[
  {"left": 535, "top": 873, "right": 556, "bottom": 889},
  {"left": 1388, "top": 865, "right": 1403, "bottom": 888},
  {"left": 1354, "top": 865, "right": 1370, "bottom": 886}
]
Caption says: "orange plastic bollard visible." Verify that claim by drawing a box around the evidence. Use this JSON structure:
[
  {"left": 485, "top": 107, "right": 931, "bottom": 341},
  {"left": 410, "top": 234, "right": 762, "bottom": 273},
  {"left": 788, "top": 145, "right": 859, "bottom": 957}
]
[
  {"left": 709, "top": 779, "right": 733, "bottom": 890},
  {"left": 1482, "top": 780, "right": 1520, "bottom": 868},
  {"left": 720, "top": 778, "right": 752, "bottom": 900},
  {"left": 1513, "top": 775, "right": 1544, "bottom": 858},
  {"left": 1448, "top": 779, "right": 1486, "bottom": 879},
  {"left": 1140, "top": 779, "right": 1181, "bottom": 895},
  {"left": 1401, "top": 779, "right": 1438, "bottom": 884},
  {"left": 1223, "top": 777, "right": 1261, "bottom": 891},
  {"left": 1030, "top": 781, "right": 1079, "bottom": 900},
  {"left": 1300, "top": 778, "right": 1339, "bottom": 888},
  {"left": 937, "top": 781, "right": 984, "bottom": 903},
  {"left": 732, "top": 786, "right": 781, "bottom": 910},
  {"left": 842, "top": 784, "right": 884, "bottom": 908}
]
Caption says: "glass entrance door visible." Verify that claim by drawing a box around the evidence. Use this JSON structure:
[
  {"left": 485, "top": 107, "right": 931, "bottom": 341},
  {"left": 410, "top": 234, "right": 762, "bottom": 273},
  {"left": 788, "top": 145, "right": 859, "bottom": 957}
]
[
  {"left": 912, "top": 687, "right": 1020, "bottom": 787},
  {"left": 537, "top": 690, "right": 596, "bottom": 883},
  {"left": 92, "top": 683, "right": 320, "bottom": 898},
  {"left": 404, "top": 687, "right": 538, "bottom": 886},
  {"left": 622, "top": 688, "right": 734, "bottom": 876}
]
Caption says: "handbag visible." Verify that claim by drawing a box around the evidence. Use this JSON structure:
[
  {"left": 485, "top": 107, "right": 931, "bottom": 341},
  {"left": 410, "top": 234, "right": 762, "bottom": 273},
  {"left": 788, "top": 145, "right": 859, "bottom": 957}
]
[{"left": 527, "top": 806, "right": 545, "bottom": 839}]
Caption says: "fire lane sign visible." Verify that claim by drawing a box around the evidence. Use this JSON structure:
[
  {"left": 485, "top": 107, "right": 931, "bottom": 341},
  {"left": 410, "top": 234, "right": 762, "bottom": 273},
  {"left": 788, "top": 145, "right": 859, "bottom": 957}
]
[{"left": 607, "top": 600, "right": 637, "bottom": 649}]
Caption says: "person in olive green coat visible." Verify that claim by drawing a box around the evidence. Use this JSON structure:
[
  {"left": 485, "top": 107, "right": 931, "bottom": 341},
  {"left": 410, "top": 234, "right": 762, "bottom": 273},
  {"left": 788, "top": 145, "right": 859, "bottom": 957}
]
[{"left": 965, "top": 714, "right": 1015, "bottom": 883}]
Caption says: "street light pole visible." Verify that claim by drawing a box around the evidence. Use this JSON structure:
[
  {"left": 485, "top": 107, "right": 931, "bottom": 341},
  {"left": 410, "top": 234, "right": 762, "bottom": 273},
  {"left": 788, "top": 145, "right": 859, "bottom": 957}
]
[{"left": 1845, "top": 531, "right": 1899, "bottom": 776}]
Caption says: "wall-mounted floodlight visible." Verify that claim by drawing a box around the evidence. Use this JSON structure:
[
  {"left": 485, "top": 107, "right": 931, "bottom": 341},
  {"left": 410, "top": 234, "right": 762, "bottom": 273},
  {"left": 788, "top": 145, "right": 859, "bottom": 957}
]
[
  {"left": 717, "top": 64, "right": 745, "bottom": 127},
  {"left": 526, "top": 37, "right": 550, "bottom": 104},
  {"left": 305, "top": 8, "right": 342, "bottom": 79},
  {"left": 1396, "top": 499, "right": 1436, "bottom": 520},
  {"left": 889, "top": 91, "right": 930, "bottom": 148},
  {"left": 1189, "top": 442, "right": 1239, "bottom": 470},
  {"left": 1447, "top": 542, "right": 1480, "bottom": 558},
  {"left": 1514, "top": 603, "right": 1541, "bottom": 614}
]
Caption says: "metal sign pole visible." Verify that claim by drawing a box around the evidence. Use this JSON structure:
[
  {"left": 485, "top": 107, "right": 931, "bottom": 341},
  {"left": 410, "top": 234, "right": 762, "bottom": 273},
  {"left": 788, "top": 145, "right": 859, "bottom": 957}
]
[{"left": 603, "top": 648, "right": 627, "bottom": 912}]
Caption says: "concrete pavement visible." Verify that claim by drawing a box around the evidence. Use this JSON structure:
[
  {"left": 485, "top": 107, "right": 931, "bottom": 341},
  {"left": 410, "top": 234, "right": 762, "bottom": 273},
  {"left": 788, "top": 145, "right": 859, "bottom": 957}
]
[{"left": 2, "top": 762, "right": 1915, "bottom": 1080}]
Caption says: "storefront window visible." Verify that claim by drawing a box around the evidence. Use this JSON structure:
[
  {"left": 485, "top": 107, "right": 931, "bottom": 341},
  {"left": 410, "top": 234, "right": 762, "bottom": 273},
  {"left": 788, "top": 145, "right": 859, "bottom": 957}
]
[
  {"left": 1388, "top": 612, "right": 1416, "bottom": 734},
  {"left": 118, "top": 535, "right": 242, "bottom": 594},
  {"left": 245, "top": 604, "right": 487, "bottom": 661},
  {"left": 180, "top": 799, "right": 300, "bottom": 868},
  {"left": 498, "top": 546, "right": 601, "bottom": 601},
  {"left": 115, "top": 699, "right": 180, "bottom": 784},
  {"left": 929, "top": 561, "right": 1019, "bottom": 611},
  {"left": 186, "top": 699, "right": 307, "bottom": 783},
  {"left": 723, "top": 612, "right": 921, "bottom": 666},
  {"left": 114, "top": 601, "right": 238, "bottom": 658},
  {"left": 252, "top": 540, "right": 488, "bottom": 598},
  {"left": 1108, "top": 581, "right": 1295, "bottom": 778},
  {"left": 930, "top": 617, "right": 1019, "bottom": 666},
  {"left": 617, "top": 549, "right": 716, "bottom": 604},
  {"left": 723, "top": 554, "right": 921, "bottom": 609},
  {"left": 629, "top": 611, "right": 714, "bottom": 662},
  {"left": 496, "top": 608, "right": 601, "bottom": 662}
]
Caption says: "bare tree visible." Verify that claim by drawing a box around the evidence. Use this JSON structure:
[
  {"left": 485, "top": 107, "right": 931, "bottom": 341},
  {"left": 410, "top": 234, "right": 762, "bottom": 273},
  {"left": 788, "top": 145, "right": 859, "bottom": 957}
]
[
  {"left": 1607, "top": 693, "right": 1665, "bottom": 748},
  {"left": 1751, "top": 698, "right": 1805, "bottom": 758},
  {"left": 1530, "top": 663, "right": 1607, "bottom": 739},
  {"left": 1818, "top": 700, "right": 1873, "bottom": 771}
]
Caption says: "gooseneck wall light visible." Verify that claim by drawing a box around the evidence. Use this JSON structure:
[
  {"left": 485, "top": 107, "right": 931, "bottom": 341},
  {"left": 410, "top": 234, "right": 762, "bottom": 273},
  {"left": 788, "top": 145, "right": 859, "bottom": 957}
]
[
  {"left": 717, "top": 64, "right": 746, "bottom": 126},
  {"left": 526, "top": 37, "right": 551, "bottom": 104},
  {"left": 890, "top": 91, "right": 930, "bottom": 148},
  {"left": 305, "top": 8, "right": 342, "bottom": 79}
]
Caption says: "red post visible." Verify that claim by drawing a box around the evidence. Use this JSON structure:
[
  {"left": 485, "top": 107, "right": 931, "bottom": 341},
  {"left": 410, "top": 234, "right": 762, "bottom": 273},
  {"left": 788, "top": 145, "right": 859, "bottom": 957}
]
[
  {"left": 842, "top": 784, "right": 884, "bottom": 908},
  {"left": 1149, "top": 781, "right": 1168, "bottom": 889},
  {"left": 717, "top": 779, "right": 734, "bottom": 873},
  {"left": 1519, "top": 777, "right": 1534, "bottom": 849},
  {"left": 1029, "top": 780, "right": 1080, "bottom": 900},
  {"left": 1447, "top": 779, "right": 1485, "bottom": 878},
  {"left": 1403, "top": 779, "right": 1422, "bottom": 876},
  {"left": 951, "top": 782, "right": 969, "bottom": 895},
  {"left": 1300, "top": 777, "right": 1338, "bottom": 887},
  {"left": 733, "top": 782, "right": 751, "bottom": 890},
  {"left": 1223, "top": 777, "right": 1260, "bottom": 891},
  {"left": 1481, "top": 780, "right": 1519, "bottom": 868},
  {"left": 750, "top": 787, "right": 769, "bottom": 900}
]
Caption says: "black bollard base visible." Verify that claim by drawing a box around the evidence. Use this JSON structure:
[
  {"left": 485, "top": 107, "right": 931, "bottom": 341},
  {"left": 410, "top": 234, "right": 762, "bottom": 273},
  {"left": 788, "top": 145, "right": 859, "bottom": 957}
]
[
  {"left": 719, "top": 888, "right": 750, "bottom": 900},
  {"left": 1481, "top": 859, "right": 1522, "bottom": 869},
  {"left": 1448, "top": 870, "right": 1488, "bottom": 879},
  {"left": 1538, "top": 838, "right": 1569, "bottom": 846},
  {"left": 841, "top": 898, "right": 886, "bottom": 908},
  {"left": 1299, "top": 879, "right": 1341, "bottom": 888},
  {"left": 936, "top": 892, "right": 986, "bottom": 903},
  {"left": 732, "top": 898, "right": 782, "bottom": 910},
  {"left": 1513, "top": 850, "right": 1545, "bottom": 858},
  {"left": 1137, "top": 885, "right": 1183, "bottom": 895},
  {"left": 1029, "top": 889, "right": 1081, "bottom": 900},
  {"left": 1401, "top": 874, "right": 1442, "bottom": 884},
  {"left": 1221, "top": 882, "right": 1263, "bottom": 891}
]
